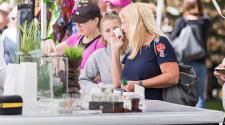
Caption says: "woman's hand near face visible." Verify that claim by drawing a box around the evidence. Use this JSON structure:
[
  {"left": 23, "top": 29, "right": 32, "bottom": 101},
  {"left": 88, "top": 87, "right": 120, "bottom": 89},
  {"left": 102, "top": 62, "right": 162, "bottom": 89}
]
[
  {"left": 110, "top": 31, "right": 124, "bottom": 50},
  {"left": 111, "top": 31, "right": 125, "bottom": 88},
  {"left": 214, "top": 64, "right": 225, "bottom": 85}
]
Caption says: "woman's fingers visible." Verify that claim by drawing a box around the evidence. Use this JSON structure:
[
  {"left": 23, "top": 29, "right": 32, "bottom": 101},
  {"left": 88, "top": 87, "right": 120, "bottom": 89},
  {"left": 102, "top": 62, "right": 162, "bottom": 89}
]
[
  {"left": 218, "top": 64, "right": 225, "bottom": 68},
  {"left": 214, "top": 70, "right": 225, "bottom": 85},
  {"left": 221, "top": 76, "right": 225, "bottom": 81},
  {"left": 43, "top": 40, "right": 57, "bottom": 55},
  {"left": 214, "top": 71, "right": 222, "bottom": 79}
]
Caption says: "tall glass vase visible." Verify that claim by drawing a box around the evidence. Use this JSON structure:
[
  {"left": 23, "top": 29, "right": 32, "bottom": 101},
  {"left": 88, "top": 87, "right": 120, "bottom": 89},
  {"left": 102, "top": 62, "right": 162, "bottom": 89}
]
[{"left": 19, "top": 55, "right": 68, "bottom": 99}]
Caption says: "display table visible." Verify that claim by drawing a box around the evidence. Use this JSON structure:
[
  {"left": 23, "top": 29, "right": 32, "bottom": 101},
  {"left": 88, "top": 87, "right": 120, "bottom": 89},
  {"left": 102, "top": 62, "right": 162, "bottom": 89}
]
[{"left": 0, "top": 100, "right": 223, "bottom": 125}]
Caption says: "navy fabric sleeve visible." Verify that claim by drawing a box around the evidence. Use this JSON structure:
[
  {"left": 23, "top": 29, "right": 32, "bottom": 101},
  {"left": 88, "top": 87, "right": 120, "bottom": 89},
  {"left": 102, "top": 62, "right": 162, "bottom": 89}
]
[
  {"left": 170, "top": 17, "right": 186, "bottom": 40},
  {"left": 154, "top": 36, "right": 177, "bottom": 65}
]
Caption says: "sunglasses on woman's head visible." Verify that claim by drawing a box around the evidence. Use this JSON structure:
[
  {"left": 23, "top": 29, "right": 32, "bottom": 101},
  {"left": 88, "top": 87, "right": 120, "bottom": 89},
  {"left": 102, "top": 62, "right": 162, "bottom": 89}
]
[{"left": 105, "top": 11, "right": 118, "bottom": 16}]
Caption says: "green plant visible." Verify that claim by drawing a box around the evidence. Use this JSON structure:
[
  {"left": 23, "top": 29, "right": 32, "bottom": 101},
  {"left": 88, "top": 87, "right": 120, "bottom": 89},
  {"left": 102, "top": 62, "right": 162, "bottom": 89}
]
[
  {"left": 19, "top": 20, "right": 41, "bottom": 55},
  {"left": 64, "top": 47, "right": 84, "bottom": 60},
  {"left": 37, "top": 63, "right": 50, "bottom": 91},
  {"left": 54, "top": 85, "right": 65, "bottom": 98}
]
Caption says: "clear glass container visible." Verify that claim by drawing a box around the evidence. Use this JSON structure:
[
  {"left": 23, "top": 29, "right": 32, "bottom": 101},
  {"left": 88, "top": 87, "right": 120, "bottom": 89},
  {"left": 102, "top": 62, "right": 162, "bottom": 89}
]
[
  {"left": 89, "top": 85, "right": 124, "bottom": 113},
  {"left": 19, "top": 56, "right": 68, "bottom": 99}
]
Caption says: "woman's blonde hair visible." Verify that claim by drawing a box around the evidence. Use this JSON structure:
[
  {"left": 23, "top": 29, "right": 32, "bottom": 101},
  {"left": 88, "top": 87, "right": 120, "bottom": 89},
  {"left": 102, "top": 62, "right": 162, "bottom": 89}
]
[{"left": 119, "top": 2, "right": 165, "bottom": 59}]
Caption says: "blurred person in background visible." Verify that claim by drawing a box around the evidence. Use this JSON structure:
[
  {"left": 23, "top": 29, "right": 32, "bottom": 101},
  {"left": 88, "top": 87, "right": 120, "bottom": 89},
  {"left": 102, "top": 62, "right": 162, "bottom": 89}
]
[
  {"left": 97, "top": 0, "right": 132, "bottom": 15},
  {"left": 2, "top": 6, "right": 18, "bottom": 64},
  {"left": 170, "top": 0, "right": 211, "bottom": 108},
  {"left": 0, "top": 26, "right": 3, "bottom": 57},
  {"left": 0, "top": 2, "right": 10, "bottom": 62},
  {"left": 213, "top": 0, "right": 225, "bottom": 109},
  {"left": 0, "top": 2, "right": 10, "bottom": 34}
]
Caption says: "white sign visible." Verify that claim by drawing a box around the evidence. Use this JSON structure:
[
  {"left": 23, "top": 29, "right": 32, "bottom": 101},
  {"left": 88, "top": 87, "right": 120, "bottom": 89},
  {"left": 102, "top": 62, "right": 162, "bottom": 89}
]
[{"left": 134, "top": 84, "right": 145, "bottom": 98}]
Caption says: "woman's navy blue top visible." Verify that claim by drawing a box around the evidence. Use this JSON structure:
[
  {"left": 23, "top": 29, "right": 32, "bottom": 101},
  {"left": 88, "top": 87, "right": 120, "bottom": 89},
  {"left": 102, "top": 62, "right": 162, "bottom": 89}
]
[{"left": 121, "top": 36, "right": 177, "bottom": 100}]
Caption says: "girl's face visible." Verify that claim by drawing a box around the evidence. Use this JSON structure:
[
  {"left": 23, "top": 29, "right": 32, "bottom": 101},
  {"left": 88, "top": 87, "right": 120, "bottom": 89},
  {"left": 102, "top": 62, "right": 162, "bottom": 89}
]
[
  {"left": 75, "top": 18, "right": 99, "bottom": 36},
  {"left": 120, "top": 17, "right": 129, "bottom": 38},
  {"left": 101, "top": 19, "right": 121, "bottom": 44}
]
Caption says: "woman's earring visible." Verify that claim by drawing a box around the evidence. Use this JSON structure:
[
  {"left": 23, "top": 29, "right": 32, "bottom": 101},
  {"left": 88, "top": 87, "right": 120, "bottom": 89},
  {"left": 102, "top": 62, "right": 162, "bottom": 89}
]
[{"left": 95, "top": 18, "right": 99, "bottom": 24}]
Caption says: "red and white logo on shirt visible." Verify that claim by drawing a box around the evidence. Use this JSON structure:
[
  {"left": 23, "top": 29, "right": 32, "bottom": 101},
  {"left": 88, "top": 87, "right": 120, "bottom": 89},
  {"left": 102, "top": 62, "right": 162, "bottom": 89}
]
[{"left": 156, "top": 43, "right": 166, "bottom": 57}]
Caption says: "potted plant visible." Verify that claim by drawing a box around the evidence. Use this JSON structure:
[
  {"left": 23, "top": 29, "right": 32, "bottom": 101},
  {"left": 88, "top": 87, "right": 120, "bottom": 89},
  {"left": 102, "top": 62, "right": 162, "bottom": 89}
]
[
  {"left": 64, "top": 46, "right": 84, "bottom": 95},
  {"left": 19, "top": 20, "right": 41, "bottom": 57},
  {"left": 18, "top": 20, "right": 51, "bottom": 96}
]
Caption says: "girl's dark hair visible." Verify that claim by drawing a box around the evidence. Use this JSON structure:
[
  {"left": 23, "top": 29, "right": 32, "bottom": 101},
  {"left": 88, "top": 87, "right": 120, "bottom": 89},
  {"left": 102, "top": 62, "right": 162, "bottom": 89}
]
[{"left": 183, "top": 0, "right": 203, "bottom": 16}]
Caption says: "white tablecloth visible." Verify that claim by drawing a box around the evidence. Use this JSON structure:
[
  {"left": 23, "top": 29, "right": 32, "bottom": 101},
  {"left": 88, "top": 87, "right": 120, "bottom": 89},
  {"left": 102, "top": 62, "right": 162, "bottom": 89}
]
[{"left": 0, "top": 100, "right": 223, "bottom": 125}]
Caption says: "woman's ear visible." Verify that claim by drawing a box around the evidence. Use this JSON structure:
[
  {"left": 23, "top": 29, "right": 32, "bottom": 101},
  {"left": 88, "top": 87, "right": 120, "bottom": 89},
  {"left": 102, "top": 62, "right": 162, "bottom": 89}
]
[{"left": 94, "top": 17, "right": 100, "bottom": 25}]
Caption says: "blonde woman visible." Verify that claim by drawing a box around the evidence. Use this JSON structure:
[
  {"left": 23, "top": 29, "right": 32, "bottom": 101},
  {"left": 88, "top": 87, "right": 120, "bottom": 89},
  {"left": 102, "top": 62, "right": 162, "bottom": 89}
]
[{"left": 111, "top": 3, "right": 179, "bottom": 100}]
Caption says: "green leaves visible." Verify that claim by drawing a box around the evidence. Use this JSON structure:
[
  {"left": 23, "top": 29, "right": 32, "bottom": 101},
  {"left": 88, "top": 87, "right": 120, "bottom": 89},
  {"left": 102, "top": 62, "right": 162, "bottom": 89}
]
[
  {"left": 19, "top": 20, "right": 41, "bottom": 55},
  {"left": 64, "top": 46, "right": 84, "bottom": 60},
  {"left": 43, "top": 0, "right": 60, "bottom": 39},
  {"left": 42, "top": 0, "right": 48, "bottom": 3},
  {"left": 43, "top": 0, "right": 56, "bottom": 10}
]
